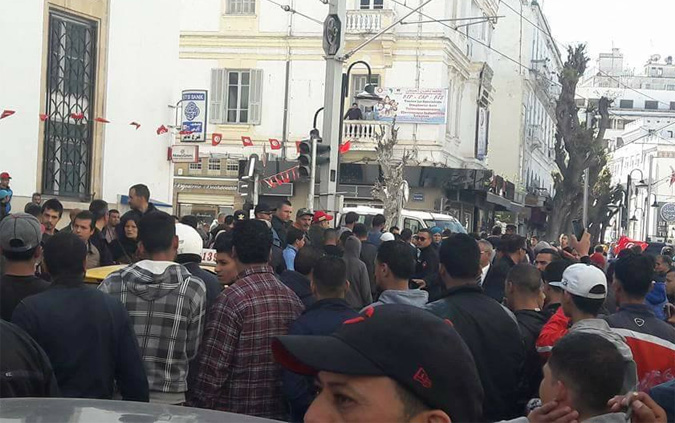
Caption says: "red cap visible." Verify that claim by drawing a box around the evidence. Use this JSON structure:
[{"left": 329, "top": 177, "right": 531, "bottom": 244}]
[
  {"left": 312, "top": 211, "right": 333, "bottom": 224},
  {"left": 0, "top": 172, "right": 11, "bottom": 180},
  {"left": 589, "top": 252, "right": 606, "bottom": 270}
]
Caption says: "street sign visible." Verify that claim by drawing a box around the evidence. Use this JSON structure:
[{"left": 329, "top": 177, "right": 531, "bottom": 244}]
[
  {"left": 181, "top": 90, "right": 208, "bottom": 142},
  {"left": 169, "top": 145, "right": 199, "bottom": 163},
  {"left": 660, "top": 202, "right": 675, "bottom": 222},
  {"left": 323, "top": 14, "right": 342, "bottom": 56}
]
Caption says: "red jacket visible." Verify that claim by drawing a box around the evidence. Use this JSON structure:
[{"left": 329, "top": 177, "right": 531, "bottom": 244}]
[{"left": 536, "top": 307, "right": 571, "bottom": 361}]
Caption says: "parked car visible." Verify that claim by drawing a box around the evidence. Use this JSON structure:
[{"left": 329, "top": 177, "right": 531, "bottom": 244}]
[{"left": 338, "top": 206, "right": 467, "bottom": 234}]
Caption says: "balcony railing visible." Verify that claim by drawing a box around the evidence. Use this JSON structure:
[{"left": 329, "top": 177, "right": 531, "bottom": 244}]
[
  {"left": 345, "top": 9, "right": 394, "bottom": 33},
  {"left": 343, "top": 120, "right": 390, "bottom": 147}
]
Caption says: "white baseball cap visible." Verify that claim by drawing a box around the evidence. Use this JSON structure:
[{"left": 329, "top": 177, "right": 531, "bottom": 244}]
[
  {"left": 554, "top": 263, "right": 607, "bottom": 300},
  {"left": 380, "top": 232, "right": 396, "bottom": 242},
  {"left": 175, "top": 223, "right": 203, "bottom": 257}
]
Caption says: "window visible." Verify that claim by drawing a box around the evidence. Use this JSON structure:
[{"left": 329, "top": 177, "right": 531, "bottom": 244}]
[
  {"left": 351, "top": 74, "right": 380, "bottom": 100},
  {"left": 226, "top": 161, "right": 239, "bottom": 172},
  {"left": 226, "top": 0, "right": 255, "bottom": 15},
  {"left": 404, "top": 218, "right": 422, "bottom": 234},
  {"left": 645, "top": 100, "right": 659, "bottom": 110},
  {"left": 619, "top": 99, "right": 633, "bottom": 109},
  {"left": 208, "top": 158, "right": 221, "bottom": 171},
  {"left": 360, "top": 0, "right": 384, "bottom": 9},
  {"left": 667, "top": 85, "right": 675, "bottom": 91},
  {"left": 43, "top": 12, "right": 97, "bottom": 197},
  {"left": 644, "top": 84, "right": 651, "bottom": 89},
  {"left": 210, "top": 69, "right": 263, "bottom": 124},
  {"left": 189, "top": 162, "right": 202, "bottom": 171},
  {"left": 670, "top": 102, "right": 675, "bottom": 110}
]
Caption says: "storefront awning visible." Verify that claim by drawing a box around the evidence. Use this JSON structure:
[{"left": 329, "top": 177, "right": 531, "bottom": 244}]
[{"left": 487, "top": 192, "right": 524, "bottom": 213}]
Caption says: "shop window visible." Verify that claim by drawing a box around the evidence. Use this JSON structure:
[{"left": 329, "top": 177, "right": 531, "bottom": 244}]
[
  {"left": 208, "top": 158, "right": 221, "bottom": 171},
  {"left": 189, "top": 162, "right": 202, "bottom": 171}
]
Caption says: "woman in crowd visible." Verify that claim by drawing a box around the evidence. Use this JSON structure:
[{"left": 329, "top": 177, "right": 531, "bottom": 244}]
[{"left": 110, "top": 211, "right": 141, "bottom": 264}]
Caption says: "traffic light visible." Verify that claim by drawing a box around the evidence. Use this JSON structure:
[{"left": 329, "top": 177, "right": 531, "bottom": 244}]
[{"left": 298, "top": 131, "right": 330, "bottom": 178}]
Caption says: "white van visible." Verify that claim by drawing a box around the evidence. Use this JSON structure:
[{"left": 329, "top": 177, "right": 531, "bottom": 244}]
[{"left": 338, "top": 206, "right": 467, "bottom": 234}]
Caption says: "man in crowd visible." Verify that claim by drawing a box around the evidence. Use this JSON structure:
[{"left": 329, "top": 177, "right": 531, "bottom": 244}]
[
  {"left": 308, "top": 211, "right": 333, "bottom": 247},
  {"left": 504, "top": 263, "right": 548, "bottom": 406},
  {"left": 338, "top": 211, "right": 359, "bottom": 238},
  {"left": 390, "top": 226, "right": 400, "bottom": 235},
  {"left": 478, "top": 239, "right": 493, "bottom": 286},
  {"left": 283, "top": 227, "right": 306, "bottom": 271},
  {"left": 31, "top": 192, "right": 41, "bottom": 207},
  {"left": 344, "top": 102, "right": 363, "bottom": 120},
  {"left": 534, "top": 248, "right": 561, "bottom": 272},
  {"left": 254, "top": 202, "right": 285, "bottom": 273},
  {"left": 505, "top": 224, "right": 517, "bottom": 235},
  {"left": 367, "top": 214, "right": 386, "bottom": 247},
  {"left": 13, "top": 232, "right": 148, "bottom": 401},
  {"left": 188, "top": 220, "right": 303, "bottom": 420},
  {"left": 352, "top": 223, "right": 377, "bottom": 296},
  {"left": 60, "top": 208, "right": 80, "bottom": 233},
  {"left": 272, "top": 200, "right": 293, "bottom": 248},
  {"left": 280, "top": 246, "right": 323, "bottom": 308},
  {"left": 342, "top": 235, "right": 373, "bottom": 309},
  {"left": 103, "top": 209, "right": 120, "bottom": 244},
  {"left": 647, "top": 254, "right": 671, "bottom": 319},
  {"left": 175, "top": 223, "right": 222, "bottom": 309},
  {"left": 370, "top": 240, "right": 427, "bottom": 308},
  {"left": 605, "top": 254, "right": 675, "bottom": 390},
  {"left": 322, "top": 228, "right": 341, "bottom": 257},
  {"left": 483, "top": 234, "right": 528, "bottom": 303},
  {"left": 0, "top": 214, "right": 50, "bottom": 321},
  {"left": 40, "top": 198, "right": 63, "bottom": 243},
  {"left": 100, "top": 211, "right": 206, "bottom": 404},
  {"left": 273, "top": 305, "right": 484, "bottom": 423},
  {"left": 128, "top": 184, "right": 157, "bottom": 215},
  {"left": 72, "top": 211, "right": 103, "bottom": 270},
  {"left": 487, "top": 225, "right": 502, "bottom": 249},
  {"left": 400, "top": 228, "right": 417, "bottom": 257},
  {"left": 293, "top": 208, "right": 313, "bottom": 242},
  {"left": 0, "top": 172, "right": 12, "bottom": 215},
  {"left": 542, "top": 259, "right": 572, "bottom": 318},
  {"left": 426, "top": 233, "right": 524, "bottom": 421},
  {"left": 412, "top": 228, "right": 442, "bottom": 301},
  {"left": 88, "top": 199, "right": 113, "bottom": 267},
  {"left": 282, "top": 256, "right": 358, "bottom": 421}
]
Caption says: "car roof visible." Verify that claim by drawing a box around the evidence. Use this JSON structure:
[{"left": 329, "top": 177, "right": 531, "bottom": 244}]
[{"left": 341, "top": 207, "right": 460, "bottom": 222}]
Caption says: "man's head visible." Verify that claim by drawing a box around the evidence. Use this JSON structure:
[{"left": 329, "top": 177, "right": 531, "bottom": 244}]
[
  {"left": 295, "top": 208, "right": 314, "bottom": 232},
  {"left": 180, "top": 215, "right": 199, "bottom": 229},
  {"left": 275, "top": 200, "right": 293, "bottom": 222},
  {"left": 501, "top": 234, "right": 528, "bottom": 263},
  {"left": 311, "top": 256, "right": 349, "bottom": 300},
  {"left": 72, "top": 211, "right": 95, "bottom": 243},
  {"left": 23, "top": 203, "right": 41, "bottom": 219},
  {"left": 254, "top": 202, "right": 276, "bottom": 222},
  {"left": 353, "top": 223, "right": 368, "bottom": 240},
  {"left": 666, "top": 268, "right": 675, "bottom": 298},
  {"left": 232, "top": 219, "right": 272, "bottom": 267},
  {"left": 542, "top": 259, "right": 572, "bottom": 306},
  {"left": 351, "top": 102, "right": 358, "bottom": 109},
  {"left": 323, "top": 228, "right": 338, "bottom": 246},
  {"left": 540, "top": 333, "right": 625, "bottom": 420},
  {"left": 505, "top": 224, "right": 517, "bottom": 235},
  {"left": 273, "top": 305, "right": 484, "bottom": 423},
  {"left": 138, "top": 212, "right": 178, "bottom": 259},
  {"left": 217, "top": 212, "right": 226, "bottom": 225},
  {"left": 42, "top": 232, "right": 88, "bottom": 280},
  {"left": 88, "top": 199, "right": 109, "bottom": 228},
  {"left": 477, "top": 240, "right": 493, "bottom": 268},
  {"left": 31, "top": 192, "right": 41, "bottom": 205},
  {"left": 558, "top": 264, "right": 607, "bottom": 320},
  {"left": 491, "top": 225, "right": 502, "bottom": 236},
  {"left": 175, "top": 223, "right": 204, "bottom": 265},
  {"left": 372, "top": 214, "right": 386, "bottom": 231},
  {"left": 294, "top": 246, "right": 323, "bottom": 277},
  {"left": 439, "top": 234, "right": 481, "bottom": 286},
  {"left": 400, "top": 228, "right": 413, "bottom": 243},
  {"left": 286, "top": 227, "right": 306, "bottom": 250},
  {"left": 613, "top": 254, "right": 654, "bottom": 303},
  {"left": 505, "top": 263, "right": 543, "bottom": 311},
  {"left": 68, "top": 208, "right": 81, "bottom": 224},
  {"left": 213, "top": 231, "right": 237, "bottom": 284},
  {"left": 41, "top": 199, "right": 63, "bottom": 232},
  {"left": 535, "top": 248, "right": 562, "bottom": 272},
  {"left": 416, "top": 229, "right": 433, "bottom": 249},
  {"left": 108, "top": 209, "right": 120, "bottom": 227},
  {"left": 312, "top": 211, "right": 334, "bottom": 229},
  {"left": 344, "top": 212, "right": 359, "bottom": 228},
  {"left": 0, "top": 213, "right": 42, "bottom": 264},
  {"left": 375, "top": 241, "right": 416, "bottom": 290},
  {"left": 0, "top": 172, "right": 10, "bottom": 189},
  {"left": 389, "top": 226, "right": 400, "bottom": 235},
  {"left": 128, "top": 184, "right": 150, "bottom": 211},
  {"left": 655, "top": 254, "right": 673, "bottom": 275},
  {"left": 431, "top": 227, "right": 442, "bottom": 244},
  {"left": 530, "top": 236, "right": 539, "bottom": 246}
]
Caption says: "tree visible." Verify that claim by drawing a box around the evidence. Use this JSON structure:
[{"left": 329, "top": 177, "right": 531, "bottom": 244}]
[
  {"left": 587, "top": 167, "right": 623, "bottom": 243},
  {"left": 547, "top": 44, "right": 611, "bottom": 241},
  {"left": 371, "top": 119, "right": 414, "bottom": 229}
]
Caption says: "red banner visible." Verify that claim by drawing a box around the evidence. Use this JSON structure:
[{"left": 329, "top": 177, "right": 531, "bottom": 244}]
[
  {"left": 615, "top": 236, "right": 648, "bottom": 254},
  {"left": 241, "top": 136, "right": 253, "bottom": 147},
  {"left": 269, "top": 138, "right": 281, "bottom": 150}
]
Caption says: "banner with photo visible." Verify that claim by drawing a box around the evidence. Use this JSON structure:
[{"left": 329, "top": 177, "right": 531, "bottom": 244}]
[{"left": 372, "top": 87, "right": 448, "bottom": 124}]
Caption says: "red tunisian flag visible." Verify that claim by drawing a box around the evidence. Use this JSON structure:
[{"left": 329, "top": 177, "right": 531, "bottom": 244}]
[
  {"left": 156, "top": 125, "right": 168, "bottom": 135},
  {"left": 0, "top": 110, "right": 16, "bottom": 120},
  {"left": 241, "top": 136, "right": 253, "bottom": 147},
  {"left": 670, "top": 166, "right": 675, "bottom": 187},
  {"left": 269, "top": 138, "right": 281, "bottom": 150},
  {"left": 614, "top": 236, "right": 648, "bottom": 254}
]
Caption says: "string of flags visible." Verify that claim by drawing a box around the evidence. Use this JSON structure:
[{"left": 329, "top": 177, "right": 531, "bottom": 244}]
[{"left": 263, "top": 166, "right": 300, "bottom": 189}]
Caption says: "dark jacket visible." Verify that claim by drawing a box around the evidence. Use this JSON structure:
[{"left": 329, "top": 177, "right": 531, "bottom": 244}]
[
  {"left": 283, "top": 298, "right": 359, "bottom": 422},
  {"left": 279, "top": 270, "right": 315, "bottom": 308},
  {"left": 359, "top": 240, "right": 378, "bottom": 297},
  {"left": 307, "top": 225, "right": 325, "bottom": 249},
  {"left": 91, "top": 229, "right": 114, "bottom": 266},
  {"left": 183, "top": 262, "right": 222, "bottom": 309},
  {"left": 482, "top": 255, "right": 516, "bottom": 303},
  {"left": 109, "top": 237, "right": 139, "bottom": 264},
  {"left": 343, "top": 237, "right": 373, "bottom": 309},
  {"left": 415, "top": 245, "right": 443, "bottom": 302},
  {"left": 12, "top": 281, "right": 149, "bottom": 401},
  {"left": 514, "top": 309, "right": 549, "bottom": 408},
  {"left": 0, "top": 320, "right": 59, "bottom": 398},
  {"left": 426, "top": 284, "right": 525, "bottom": 421},
  {"left": 0, "top": 275, "right": 50, "bottom": 321},
  {"left": 323, "top": 244, "right": 343, "bottom": 257},
  {"left": 271, "top": 216, "right": 291, "bottom": 249}
]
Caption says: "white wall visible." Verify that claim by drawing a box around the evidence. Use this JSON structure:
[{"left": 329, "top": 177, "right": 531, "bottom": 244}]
[
  {"left": 0, "top": 0, "right": 45, "bottom": 197},
  {"left": 179, "top": 0, "right": 220, "bottom": 32}
]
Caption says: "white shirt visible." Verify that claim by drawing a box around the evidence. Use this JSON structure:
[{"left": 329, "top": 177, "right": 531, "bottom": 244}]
[{"left": 480, "top": 263, "right": 491, "bottom": 286}]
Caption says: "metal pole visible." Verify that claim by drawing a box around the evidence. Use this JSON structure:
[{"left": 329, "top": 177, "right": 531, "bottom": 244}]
[
  {"left": 253, "top": 173, "right": 260, "bottom": 208},
  {"left": 582, "top": 168, "right": 589, "bottom": 228},
  {"left": 644, "top": 155, "right": 654, "bottom": 241},
  {"left": 307, "top": 135, "right": 317, "bottom": 212}
]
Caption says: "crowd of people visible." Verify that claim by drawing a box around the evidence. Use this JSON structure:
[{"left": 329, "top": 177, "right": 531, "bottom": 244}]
[{"left": 1, "top": 184, "right": 674, "bottom": 423}]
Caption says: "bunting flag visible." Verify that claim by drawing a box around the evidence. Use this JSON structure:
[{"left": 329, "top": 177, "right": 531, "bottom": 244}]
[
  {"left": 94, "top": 117, "right": 110, "bottom": 123},
  {"left": 156, "top": 125, "right": 168, "bottom": 135},
  {"left": 212, "top": 133, "right": 222, "bottom": 146},
  {"left": 39, "top": 114, "right": 49, "bottom": 122},
  {"left": 130, "top": 121, "right": 141, "bottom": 130},
  {"left": 670, "top": 166, "right": 675, "bottom": 187},
  {"left": 262, "top": 166, "right": 301, "bottom": 189},
  {"left": 0, "top": 110, "right": 16, "bottom": 120},
  {"left": 295, "top": 141, "right": 301, "bottom": 154},
  {"left": 269, "top": 138, "right": 281, "bottom": 150},
  {"left": 339, "top": 141, "right": 351, "bottom": 154},
  {"left": 241, "top": 136, "right": 253, "bottom": 147},
  {"left": 70, "top": 112, "right": 84, "bottom": 120}
]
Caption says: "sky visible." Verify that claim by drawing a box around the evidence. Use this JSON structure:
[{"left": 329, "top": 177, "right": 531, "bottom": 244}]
[{"left": 541, "top": 0, "right": 675, "bottom": 71}]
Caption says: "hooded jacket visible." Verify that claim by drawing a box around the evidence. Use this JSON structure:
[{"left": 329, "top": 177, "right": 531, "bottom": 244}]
[
  {"left": 514, "top": 309, "right": 549, "bottom": 406},
  {"left": 646, "top": 281, "right": 668, "bottom": 320},
  {"left": 366, "top": 289, "right": 429, "bottom": 310},
  {"left": 342, "top": 237, "right": 373, "bottom": 309},
  {"left": 99, "top": 261, "right": 206, "bottom": 397}
]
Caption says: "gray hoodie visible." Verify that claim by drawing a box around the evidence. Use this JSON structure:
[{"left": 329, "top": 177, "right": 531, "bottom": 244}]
[
  {"left": 364, "top": 289, "right": 429, "bottom": 311},
  {"left": 343, "top": 236, "right": 373, "bottom": 309}
]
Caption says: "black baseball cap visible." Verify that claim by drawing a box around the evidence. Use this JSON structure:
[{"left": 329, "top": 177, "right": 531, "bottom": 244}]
[
  {"left": 254, "top": 202, "right": 276, "bottom": 215},
  {"left": 233, "top": 210, "right": 248, "bottom": 222},
  {"left": 272, "top": 304, "right": 484, "bottom": 421}
]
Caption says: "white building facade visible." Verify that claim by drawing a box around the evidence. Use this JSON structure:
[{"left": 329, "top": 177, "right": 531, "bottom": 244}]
[{"left": 0, "top": 0, "right": 179, "bottom": 214}]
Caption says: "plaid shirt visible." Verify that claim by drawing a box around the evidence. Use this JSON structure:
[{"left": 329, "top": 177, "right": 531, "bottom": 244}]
[
  {"left": 99, "top": 261, "right": 206, "bottom": 394},
  {"left": 188, "top": 265, "right": 304, "bottom": 420}
]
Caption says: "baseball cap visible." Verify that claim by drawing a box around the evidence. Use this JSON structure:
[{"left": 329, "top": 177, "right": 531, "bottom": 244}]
[
  {"left": 175, "top": 223, "right": 203, "bottom": 257},
  {"left": 589, "top": 252, "right": 606, "bottom": 269},
  {"left": 312, "top": 210, "right": 333, "bottom": 224},
  {"left": 233, "top": 210, "right": 248, "bottom": 222},
  {"left": 552, "top": 263, "right": 607, "bottom": 299},
  {"left": 0, "top": 172, "right": 11, "bottom": 179},
  {"left": 0, "top": 189, "right": 10, "bottom": 200},
  {"left": 254, "top": 202, "right": 276, "bottom": 215},
  {"left": 380, "top": 232, "right": 395, "bottom": 242},
  {"left": 273, "top": 304, "right": 484, "bottom": 421},
  {"left": 533, "top": 241, "right": 553, "bottom": 255},
  {"left": 0, "top": 213, "right": 42, "bottom": 253},
  {"left": 296, "top": 208, "right": 314, "bottom": 218}
]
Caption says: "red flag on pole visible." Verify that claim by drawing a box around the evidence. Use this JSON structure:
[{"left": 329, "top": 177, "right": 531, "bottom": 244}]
[
  {"left": 70, "top": 113, "right": 84, "bottom": 120},
  {"left": 129, "top": 122, "right": 141, "bottom": 130},
  {"left": 94, "top": 117, "right": 110, "bottom": 123},
  {"left": 39, "top": 114, "right": 49, "bottom": 122},
  {"left": 212, "top": 133, "right": 223, "bottom": 146},
  {"left": 339, "top": 141, "right": 352, "bottom": 154},
  {"left": 156, "top": 125, "right": 168, "bottom": 135},
  {"left": 241, "top": 136, "right": 253, "bottom": 147},
  {"left": 269, "top": 138, "right": 282, "bottom": 150},
  {"left": 0, "top": 110, "right": 16, "bottom": 120}
]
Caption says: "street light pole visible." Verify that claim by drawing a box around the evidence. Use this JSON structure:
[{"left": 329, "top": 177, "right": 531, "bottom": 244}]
[{"left": 644, "top": 155, "right": 654, "bottom": 241}]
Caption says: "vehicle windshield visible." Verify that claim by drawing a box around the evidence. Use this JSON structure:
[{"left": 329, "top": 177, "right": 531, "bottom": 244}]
[{"left": 424, "top": 220, "right": 467, "bottom": 234}]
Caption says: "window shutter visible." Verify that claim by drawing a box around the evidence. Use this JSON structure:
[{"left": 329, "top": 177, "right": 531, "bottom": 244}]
[
  {"left": 249, "top": 69, "right": 263, "bottom": 125},
  {"left": 210, "top": 68, "right": 226, "bottom": 123}
]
